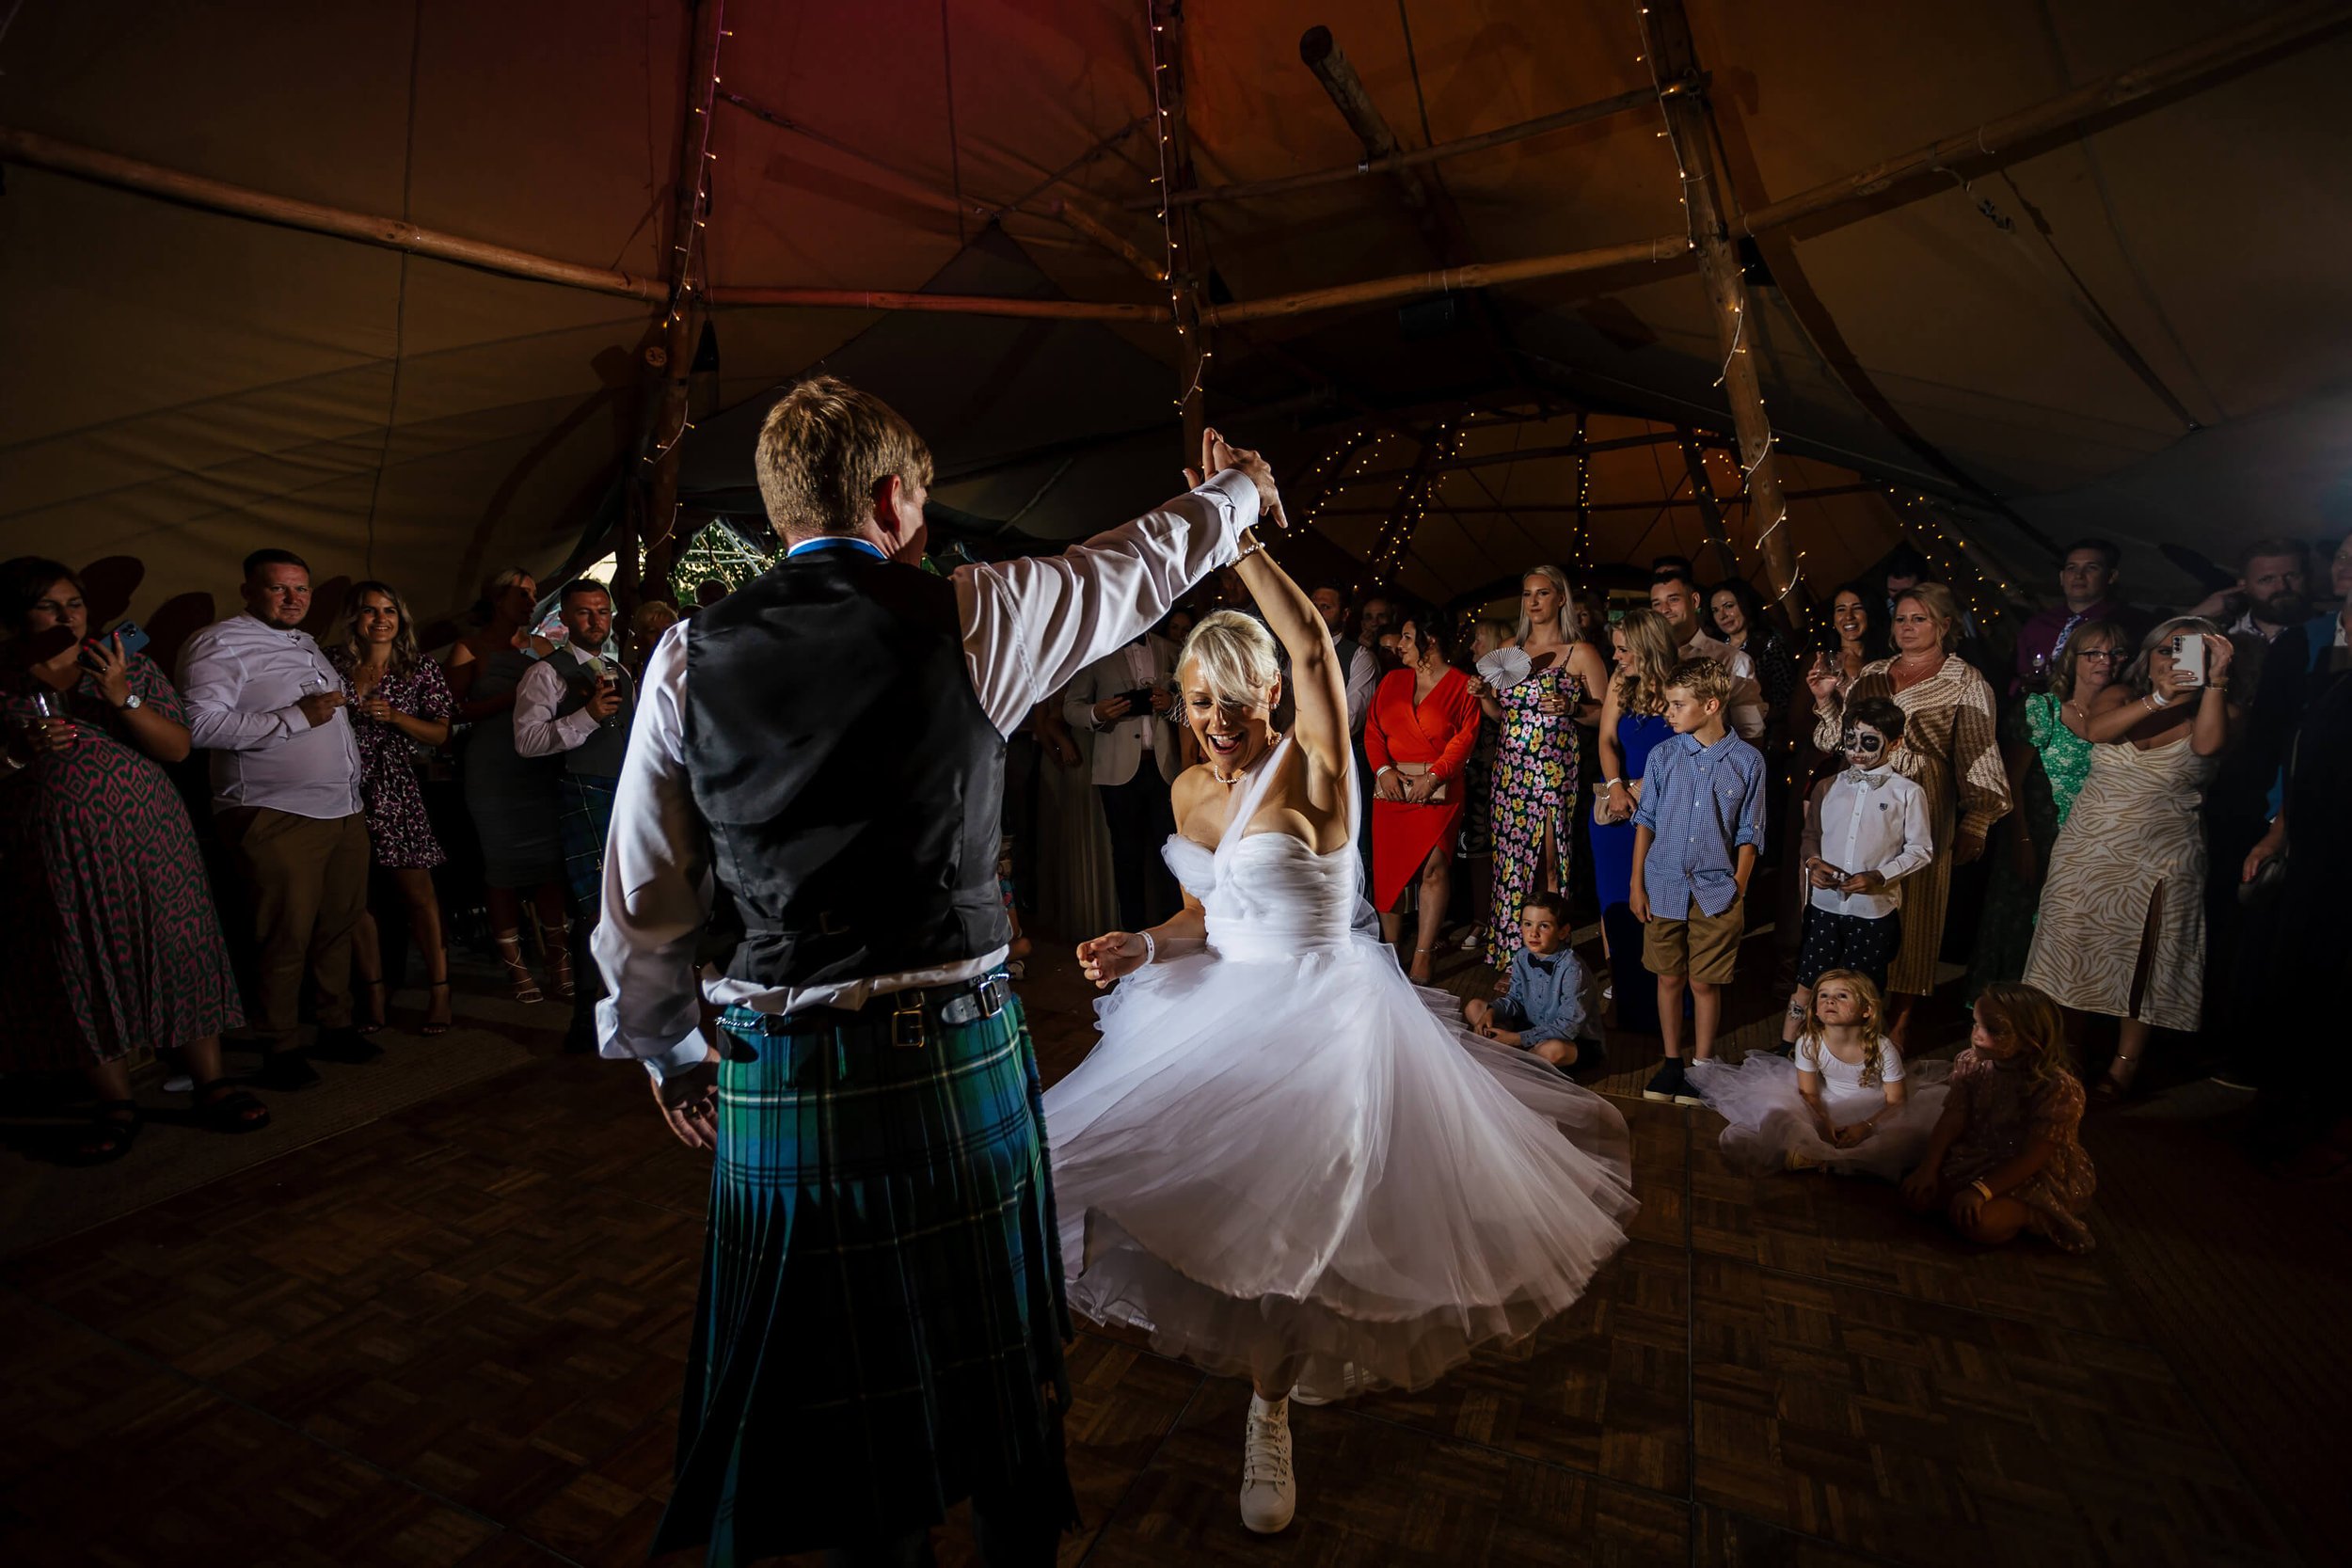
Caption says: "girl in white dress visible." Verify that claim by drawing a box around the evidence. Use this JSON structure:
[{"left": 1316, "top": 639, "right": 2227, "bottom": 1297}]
[
  {"left": 1045, "top": 432, "right": 1636, "bottom": 1537},
  {"left": 1688, "top": 969, "right": 1948, "bottom": 1180}
]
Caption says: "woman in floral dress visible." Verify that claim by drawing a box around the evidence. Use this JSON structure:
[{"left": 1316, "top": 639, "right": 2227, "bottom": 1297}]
[
  {"left": 1964, "top": 621, "right": 2119, "bottom": 1001},
  {"left": 333, "top": 582, "right": 457, "bottom": 1035},
  {"left": 1, "top": 557, "right": 264, "bottom": 1160},
  {"left": 1481, "top": 567, "right": 1611, "bottom": 971}
]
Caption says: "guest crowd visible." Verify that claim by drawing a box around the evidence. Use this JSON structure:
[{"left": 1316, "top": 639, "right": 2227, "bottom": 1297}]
[{"left": 5, "top": 525, "right": 2345, "bottom": 1196}]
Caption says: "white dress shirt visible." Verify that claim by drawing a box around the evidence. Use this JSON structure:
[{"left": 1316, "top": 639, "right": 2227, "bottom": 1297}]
[
  {"left": 1802, "top": 765, "right": 1933, "bottom": 918},
  {"left": 514, "top": 652, "right": 609, "bottom": 759},
  {"left": 1682, "top": 626, "right": 1767, "bottom": 741},
  {"left": 1343, "top": 642, "right": 1379, "bottom": 738},
  {"left": 594, "top": 469, "right": 1260, "bottom": 1080},
  {"left": 176, "top": 612, "right": 364, "bottom": 819}
]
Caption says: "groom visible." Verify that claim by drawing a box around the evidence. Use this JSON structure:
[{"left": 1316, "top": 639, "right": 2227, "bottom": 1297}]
[{"left": 594, "top": 375, "right": 1274, "bottom": 1567}]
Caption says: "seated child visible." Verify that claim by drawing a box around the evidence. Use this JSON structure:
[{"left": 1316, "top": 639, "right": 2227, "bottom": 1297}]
[
  {"left": 1781, "top": 695, "right": 1931, "bottom": 1046},
  {"left": 1902, "top": 980, "right": 2095, "bottom": 1252},
  {"left": 1688, "top": 969, "right": 1947, "bottom": 1179},
  {"left": 1462, "top": 892, "right": 1601, "bottom": 1074}
]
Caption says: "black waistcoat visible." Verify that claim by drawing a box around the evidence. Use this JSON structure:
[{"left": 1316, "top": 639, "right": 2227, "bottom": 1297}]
[{"left": 684, "top": 547, "right": 1009, "bottom": 989}]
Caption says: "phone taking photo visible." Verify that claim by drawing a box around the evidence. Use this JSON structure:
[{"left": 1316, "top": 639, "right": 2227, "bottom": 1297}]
[
  {"left": 2169, "top": 632, "right": 2206, "bottom": 688},
  {"left": 78, "top": 621, "right": 151, "bottom": 672}
]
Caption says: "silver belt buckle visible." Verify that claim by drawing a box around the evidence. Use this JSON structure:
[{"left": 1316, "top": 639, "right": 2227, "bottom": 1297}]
[{"left": 939, "top": 974, "right": 1009, "bottom": 1028}]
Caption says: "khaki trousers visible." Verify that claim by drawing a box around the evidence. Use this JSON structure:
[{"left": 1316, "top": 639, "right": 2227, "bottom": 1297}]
[{"left": 217, "top": 807, "right": 370, "bottom": 1048}]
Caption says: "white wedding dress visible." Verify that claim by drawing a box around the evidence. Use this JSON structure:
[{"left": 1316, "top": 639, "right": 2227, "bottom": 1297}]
[{"left": 1043, "top": 737, "right": 1637, "bottom": 1399}]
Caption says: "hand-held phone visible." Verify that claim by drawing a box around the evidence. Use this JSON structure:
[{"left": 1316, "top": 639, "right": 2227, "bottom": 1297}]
[
  {"left": 78, "top": 621, "right": 151, "bottom": 672},
  {"left": 1115, "top": 685, "right": 1166, "bottom": 712},
  {"left": 2169, "top": 632, "right": 2207, "bottom": 688}
]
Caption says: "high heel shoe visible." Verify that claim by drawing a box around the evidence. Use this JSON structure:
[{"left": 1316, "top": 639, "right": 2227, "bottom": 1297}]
[
  {"left": 495, "top": 930, "right": 542, "bottom": 1004},
  {"left": 421, "top": 980, "right": 453, "bottom": 1037},
  {"left": 357, "top": 978, "right": 388, "bottom": 1035}
]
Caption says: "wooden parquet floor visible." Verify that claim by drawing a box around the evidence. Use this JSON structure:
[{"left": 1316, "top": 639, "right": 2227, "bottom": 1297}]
[{"left": 0, "top": 933, "right": 2321, "bottom": 1567}]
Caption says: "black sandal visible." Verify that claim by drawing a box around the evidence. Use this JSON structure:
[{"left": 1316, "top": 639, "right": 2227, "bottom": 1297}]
[
  {"left": 193, "top": 1079, "right": 271, "bottom": 1135},
  {"left": 358, "top": 978, "right": 389, "bottom": 1036},
  {"left": 421, "top": 980, "right": 453, "bottom": 1037},
  {"left": 75, "top": 1100, "right": 144, "bottom": 1164}
]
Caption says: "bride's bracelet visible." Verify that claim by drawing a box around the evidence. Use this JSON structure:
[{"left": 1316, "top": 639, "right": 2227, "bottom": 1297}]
[{"left": 1139, "top": 929, "right": 1157, "bottom": 966}]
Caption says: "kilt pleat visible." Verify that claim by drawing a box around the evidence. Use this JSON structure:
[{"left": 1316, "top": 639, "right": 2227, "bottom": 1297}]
[
  {"left": 655, "top": 991, "right": 1076, "bottom": 1565},
  {"left": 555, "top": 773, "right": 617, "bottom": 907}
]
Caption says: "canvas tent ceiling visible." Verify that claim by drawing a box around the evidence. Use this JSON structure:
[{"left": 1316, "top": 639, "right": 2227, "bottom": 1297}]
[{"left": 4, "top": 0, "right": 2348, "bottom": 639}]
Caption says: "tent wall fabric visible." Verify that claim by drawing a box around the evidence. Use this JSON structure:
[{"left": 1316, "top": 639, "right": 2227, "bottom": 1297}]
[{"left": 5, "top": 0, "right": 2348, "bottom": 637}]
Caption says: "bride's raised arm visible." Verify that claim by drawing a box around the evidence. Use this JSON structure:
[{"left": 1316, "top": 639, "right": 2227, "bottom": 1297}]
[{"left": 1193, "top": 431, "right": 1348, "bottom": 791}]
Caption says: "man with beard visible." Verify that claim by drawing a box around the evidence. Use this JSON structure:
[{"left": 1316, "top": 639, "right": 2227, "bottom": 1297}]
[{"left": 2196, "top": 538, "right": 2311, "bottom": 644}]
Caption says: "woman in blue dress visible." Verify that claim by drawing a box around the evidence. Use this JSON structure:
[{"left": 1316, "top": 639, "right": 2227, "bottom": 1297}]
[{"left": 1588, "top": 608, "right": 1680, "bottom": 1034}]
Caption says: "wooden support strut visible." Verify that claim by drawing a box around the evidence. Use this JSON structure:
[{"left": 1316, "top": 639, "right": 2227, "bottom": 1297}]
[
  {"left": 1679, "top": 427, "right": 1742, "bottom": 582},
  {"left": 637, "top": 0, "right": 728, "bottom": 613},
  {"left": 1642, "top": 0, "right": 1806, "bottom": 624}
]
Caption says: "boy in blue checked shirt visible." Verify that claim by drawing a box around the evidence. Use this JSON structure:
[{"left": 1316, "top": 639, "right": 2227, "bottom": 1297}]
[
  {"left": 1463, "top": 891, "right": 1603, "bottom": 1075},
  {"left": 1630, "top": 657, "right": 1767, "bottom": 1105}
]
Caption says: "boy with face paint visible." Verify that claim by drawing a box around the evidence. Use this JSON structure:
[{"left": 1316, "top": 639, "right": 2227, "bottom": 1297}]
[{"left": 1782, "top": 695, "right": 1934, "bottom": 1047}]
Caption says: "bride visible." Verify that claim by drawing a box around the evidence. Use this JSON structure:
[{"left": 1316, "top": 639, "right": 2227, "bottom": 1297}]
[{"left": 1045, "top": 431, "right": 1637, "bottom": 1536}]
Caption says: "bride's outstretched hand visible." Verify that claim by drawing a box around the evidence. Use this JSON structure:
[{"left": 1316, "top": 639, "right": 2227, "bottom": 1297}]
[
  {"left": 1183, "top": 427, "right": 1287, "bottom": 532},
  {"left": 1077, "top": 930, "right": 1150, "bottom": 989}
]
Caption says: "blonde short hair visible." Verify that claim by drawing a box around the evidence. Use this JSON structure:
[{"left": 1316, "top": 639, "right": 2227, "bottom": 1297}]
[
  {"left": 1664, "top": 655, "right": 1733, "bottom": 706},
  {"left": 1893, "top": 581, "right": 1963, "bottom": 653},
  {"left": 755, "top": 375, "right": 935, "bottom": 540},
  {"left": 1179, "top": 610, "right": 1281, "bottom": 709}
]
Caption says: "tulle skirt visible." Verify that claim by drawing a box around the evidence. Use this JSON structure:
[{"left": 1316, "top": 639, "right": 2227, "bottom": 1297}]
[
  {"left": 1042, "top": 935, "right": 1636, "bottom": 1400},
  {"left": 1685, "top": 1053, "right": 1951, "bottom": 1180}
]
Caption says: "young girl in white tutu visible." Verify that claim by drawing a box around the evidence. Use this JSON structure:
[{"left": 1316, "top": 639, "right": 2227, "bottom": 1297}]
[
  {"left": 1687, "top": 969, "right": 1948, "bottom": 1179},
  {"left": 1045, "top": 433, "right": 1637, "bottom": 1537}
]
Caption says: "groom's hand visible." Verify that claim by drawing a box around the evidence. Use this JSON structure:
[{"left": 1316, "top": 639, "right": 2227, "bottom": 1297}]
[
  {"left": 652, "top": 1053, "right": 722, "bottom": 1152},
  {"left": 1185, "top": 427, "right": 1286, "bottom": 531},
  {"left": 1076, "top": 931, "right": 1148, "bottom": 989}
]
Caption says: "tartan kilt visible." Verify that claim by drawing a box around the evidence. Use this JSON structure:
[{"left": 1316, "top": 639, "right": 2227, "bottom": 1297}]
[
  {"left": 554, "top": 772, "right": 616, "bottom": 908},
  {"left": 654, "top": 989, "right": 1077, "bottom": 1564}
]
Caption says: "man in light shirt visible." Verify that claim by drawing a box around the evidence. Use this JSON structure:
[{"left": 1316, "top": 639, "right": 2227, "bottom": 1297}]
[
  {"left": 513, "top": 579, "right": 631, "bottom": 1052},
  {"left": 593, "top": 376, "right": 1277, "bottom": 1566},
  {"left": 1649, "top": 570, "right": 1766, "bottom": 742},
  {"left": 178, "top": 549, "right": 375, "bottom": 1091},
  {"left": 1310, "top": 582, "right": 1381, "bottom": 738},
  {"left": 1063, "top": 625, "right": 1183, "bottom": 930}
]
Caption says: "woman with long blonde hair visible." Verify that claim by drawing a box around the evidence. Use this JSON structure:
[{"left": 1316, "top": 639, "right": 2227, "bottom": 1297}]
[
  {"left": 1586, "top": 607, "right": 1678, "bottom": 1032},
  {"left": 331, "top": 581, "right": 457, "bottom": 1035},
  {"left": 1473, "top": 565, "right": 1613, "bottom": 970}
]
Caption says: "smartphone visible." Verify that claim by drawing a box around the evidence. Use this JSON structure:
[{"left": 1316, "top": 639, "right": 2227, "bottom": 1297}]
[
  {"left": 78, "top": 621, "right": 151, "bottom": 671},
  {"left": 1115, "top": 685, "right": 1161, "bottom": 711},
  {"left": 2169, "top": 633, "right": 2206, "bottom": 688}
]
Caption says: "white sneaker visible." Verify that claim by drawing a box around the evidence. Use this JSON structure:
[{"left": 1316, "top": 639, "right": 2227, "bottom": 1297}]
[{"left": 1240, "top": 1393, "right": 1295, "bottom": 1534}]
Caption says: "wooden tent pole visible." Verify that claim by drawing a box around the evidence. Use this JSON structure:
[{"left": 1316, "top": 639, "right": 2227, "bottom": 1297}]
[
  {"left": 637, "top": 0, "right": 728, "bottom": 612},
  {"left": 1048, "top": 197, "right": 1168, "bottom": 283},
  {"left": 707, "top": 287, "right": 1166, "bottom": 320},
  {"left": 1203, "top": 236, "right": 1690, "bottom": 325},
  {"left": 1680, "top": 428, "right": 1742, "bottom": 581},
  {"left": 1740, "top": 0, "right": 2352, "bottom": 238},
  {"left": 1139, "top": 85, "right": 1661, "bottom": 213},
  {"left": 0, "top": 125, "right": 667, "bottom": 300},
  {"left": 1643, "top": 1, "right": 1808, "bottom": 625}
]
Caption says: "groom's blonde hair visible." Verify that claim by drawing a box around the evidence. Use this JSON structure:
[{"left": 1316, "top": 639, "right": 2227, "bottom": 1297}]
[{"left": 1180, "top": 610, "right": 1280, "bottom": 709}]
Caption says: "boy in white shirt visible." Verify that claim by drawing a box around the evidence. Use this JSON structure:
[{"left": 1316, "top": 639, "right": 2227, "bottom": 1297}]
[{"left": 1780, "top": 696, "right": 1932, "bottom": 1048}]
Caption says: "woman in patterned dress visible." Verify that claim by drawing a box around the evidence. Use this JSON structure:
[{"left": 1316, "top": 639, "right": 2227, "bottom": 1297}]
[
  {"left": 1478, "top": 567, "right": 1611, "bottom": 972},
  {"left": 332, "top": 582, "right": 457, "bottom": 1036},
  {"left": 2024, "top": 619, "right": 2239, "bottom": 1102},
  {"left": 1805, "top": 583, "right": 2010, "bottom": 1047},
  {"left": 1964, "top": 620, "right": 2120, "bottom": 1000},
  {"left": 0, "top": 558, "right": 264, "bottom": 1160}
]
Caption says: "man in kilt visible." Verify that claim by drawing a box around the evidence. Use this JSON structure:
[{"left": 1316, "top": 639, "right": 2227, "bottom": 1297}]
[{"left": 594, "top": 375, "right": 1271, "bottom": 1566}]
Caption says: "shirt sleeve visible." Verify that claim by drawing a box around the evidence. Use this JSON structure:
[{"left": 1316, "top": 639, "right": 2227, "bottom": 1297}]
[
  {"left": 1795, "top": 1035, "right": 1822, "bottom": 1074},
  {"left": 412, "top": 659, "right": 456, "bottom": 722},
  {"left": 1344, "top": 647, "right": 1378, "bottom": 736},
  {"left": 1948, "top": 669, "right": 2012, "bottom": 839},
  {"left": 133, "top": 654, "right": 186, "bottom": 727},
  {"left": 589, "top": 624, "right": 716, "bottom": 1082},
  {"left": 1062, "top": 657, "right": 1104, "bottom": 733},
  {"left": 1800, "top": 780, "right": 1829, "bottom": 866},
  {"left": 1881, "top": 1044, "right": 1908, "bottom": 1082},
  {"left": 1631, "top": 745, "right": 1673, "bottom": 832},
  {"left": 1725, "top": 648, "right": 1766, "bottom": 741},
  {"left": 1735, "top": 749, "right": 1767, "bottom": 849},
  {"left": 177, "top": 635, "right": 301, "bottom": 751},
  {"left": 513, "top": 658, "right": 599, "bottom": 758},
  {"left": 957, "top": 469, "right": 1257, "bottom": 735},
  {"left": 1879, "top": 778, "right": 1937, "bottom": 885},
  {"left": 1430, "top": 677, "right": 1481, "bottom": 783}
]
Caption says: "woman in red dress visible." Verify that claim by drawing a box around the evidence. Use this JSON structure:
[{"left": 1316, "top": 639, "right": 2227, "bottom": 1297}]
[{"left": 1366, "top": 610, "right": 1481, "bottom": 981}]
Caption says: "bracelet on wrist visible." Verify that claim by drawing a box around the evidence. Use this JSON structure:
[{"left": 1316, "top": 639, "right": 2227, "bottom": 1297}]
[
  {"left": 1971, "top": 1179, "right": 1994, "bottom": 1201},
  {"left": 1139, "top": 929, "right": 1157, "bottom": 966}
]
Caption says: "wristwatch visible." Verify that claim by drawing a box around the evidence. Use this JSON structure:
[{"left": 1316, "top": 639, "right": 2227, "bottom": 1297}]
[{"left": 117, "top": 692, "right": 144, "bottom": 712}]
